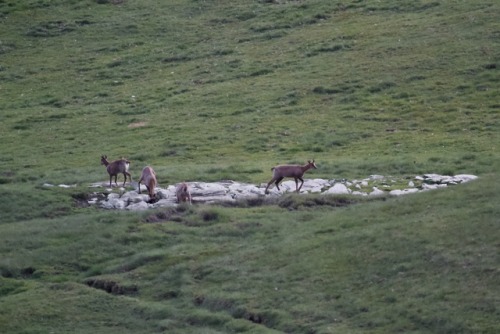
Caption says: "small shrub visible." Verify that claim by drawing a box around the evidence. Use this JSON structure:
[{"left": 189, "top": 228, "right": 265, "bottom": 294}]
[
  {"left": 84, "top": 278, "right": 138, "bottom": 295},
  {"left": 462, "top": 153, "right": 476, "bottom": 161},
  {"left": 249, "top": 69, "right": 272, "bottom": 77},
  {"left": 200, "top": 209, "right": 219, "bottom": 222},
  {"left": 368, "top": 81, "right": 396, "bottom": 93},
  {"left": 312, "top": 86, "right": 340, "bottom": 94}
]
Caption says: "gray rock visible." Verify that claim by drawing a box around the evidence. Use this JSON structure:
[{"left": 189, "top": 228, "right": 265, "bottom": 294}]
[
  {"left": 193, "top": 195, "right": 236, "bottom": 204},
  {"left": 190, "top": 182, "right": 228, "bottom": 196},
  {"left": 121, "top": 192, "right": 148, "bottom": 204},
  {"left": 126, "top": 201, "right": 150, "bottom": 211},
  {"left": 421, "top": 183, "right": 448, "bottom": 191},
  {"left": 389, "top": 188, "right": 419, "bottom": 196},
  {"left": 89, "top": 173, "right": 478, "bottom": 210},
  {"left": 369, "top": 187, "right": 385, "bottom": 196},
  {"left": 105, "top": 198, "right": 126, "bottom": 209},
  {"left": 351, "top": 191, "right": 368, "bottom": 196},
  {"left": 324, "top": 183, "right": 350, "bottom": 195},
  {"left": 452, "top": 174, "right": 478, "bottom": 183},
  {"left": 107, "top": 193, "right": 121, "bottom": 200}
]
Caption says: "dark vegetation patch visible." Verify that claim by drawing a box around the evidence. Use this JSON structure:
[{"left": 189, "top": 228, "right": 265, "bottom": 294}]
[
  {"left": 141, "top": 193, "right": 362, "bottom": 224},
  {"left": 0, "top": 266, "right": 36, "bottom": 279},
  {"left": 183, "top": 208, "right": 227, "bottom": 227},
  {"left": 249, "top": 68, "right": 273, "bottom": 77},
  {"left": 218, "top": 196, "right": 277, "bottom": 208},
  {"left": 144, "top": 206, "right": 193, "bottom": 224},
  {"left": 218, "top": 193, "right": 367, "bottom": 210},
  {"left": 71, "top": 192, "right": 92, "bottom": 208},
  {"left": 277, "top": 194, "right": 358, "bottom": 210},
  {"left": 84, "top": 278, "right": 138, "bottom": 295},
  {"left": 199, "top": 209, "right": 219, "bottom": 222},
  {"left": 193, "top": 294, "right": 282, "bottom": 329},
  {"left": 364, "top": 1, "right": 440, "bottom": 12},
  {"left": 161, "top": 54, "right": 192, "bottom": 63},
  {"left": 0, "top": 41, "right": 15, "bottom": 54},
  {"left": 26, "top": 21, "right": 75, "bottom": 37},
  {"left": 306, "top": 38, "right": 354, "bottom": 57},
  {"left": 312, "top": 82, "right": 360, "bottom": 95},
  {"left": 368, "top": 81, "right": 397, "bottom": 93},
  {"left": 0, "top": 278, "right": 27, "bottom": 297},
  {"left": 0, "top": 171, "right": 15, "bottom": 184},
  {"left": 232, "top": 308, "right": 286, "bottom": 330}
]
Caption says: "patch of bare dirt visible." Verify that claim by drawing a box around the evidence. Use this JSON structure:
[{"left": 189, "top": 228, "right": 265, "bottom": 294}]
[{"left": 127, "top": 121, "right": 147, "bottom": 128}]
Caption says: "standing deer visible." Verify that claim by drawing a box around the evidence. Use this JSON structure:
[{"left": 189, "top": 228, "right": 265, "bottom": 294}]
[
  {"left": 138, "top": 166, "right": 157, "bottom": 203},
  {"left": 265, "top": 160, "right": 317, "bottom": 194},
  {"left": 101, "top": 155, "right": 132, "bottom": 187},
  {"left": 175, "top": 182, "right": 192, "bottom": 204}
]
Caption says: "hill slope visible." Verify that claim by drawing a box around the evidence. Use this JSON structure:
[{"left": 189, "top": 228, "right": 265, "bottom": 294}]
[
  {"left": 0, "top": 0, "right": 498, "bottom": 183},
  {"left": 0, "top": 0, "right": 499, "bottom": 333}
]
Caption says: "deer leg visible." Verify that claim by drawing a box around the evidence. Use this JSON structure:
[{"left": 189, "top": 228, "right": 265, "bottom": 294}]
[
  {"left": 109, "top": 175, "right": 112, "bottom": 188},
  {"left": 275, "top": 177, "right": 284, "bottom": 191},
  {"left": 137, "top": 178, "right": 143, "bottom": 194},
  {"left": 147, "top": 186, "right": 156, "bottom": 203},
  {"left": 265, "top": 178, "right": 275, "bottom": 194},
  {"left": 297, "top": 177, "right": 304, "bottom": 192},
  {"left": 145, "top": 185, "right": 151, "bottom": 202}
]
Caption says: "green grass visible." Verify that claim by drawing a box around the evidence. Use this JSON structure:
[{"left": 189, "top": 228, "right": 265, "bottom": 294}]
[
  {"left": 0, "top": 0, "right": 499, "bottom": 333},
  {"left": 1, "top": 176, "right": 499, "bottom": 333}
]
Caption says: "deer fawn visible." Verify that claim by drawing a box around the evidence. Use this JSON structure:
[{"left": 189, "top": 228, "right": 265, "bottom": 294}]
[{"left": 176, "top": 182, "right": 192, "bottom": 204}]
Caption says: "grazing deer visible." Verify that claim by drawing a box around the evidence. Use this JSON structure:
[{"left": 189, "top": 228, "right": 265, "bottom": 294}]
[
  {"left": 176, "top": 182, "right": 192, "bottom": 204},
  {"left": 138, "top": 166, "right": 157, "bottom": 202},
  {"left": 100, "top": 155, "right": 132, "bottom": 187},
  {"left": 265, "top": 160, "right": 317, "bottom": 194}
]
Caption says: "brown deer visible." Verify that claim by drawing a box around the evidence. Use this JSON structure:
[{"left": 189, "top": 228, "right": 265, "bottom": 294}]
[
  {"left": 265, "top": 160, "right": 317, "bottom": 194},
  {"left": 138, "top": 166, "right": 157, "bottom": 203},
  {"left": 100, "top": 155, "right": 132, "bottom": 187},
  {"left": 175, "top": 182, "right": 192, "bottom": 204}
]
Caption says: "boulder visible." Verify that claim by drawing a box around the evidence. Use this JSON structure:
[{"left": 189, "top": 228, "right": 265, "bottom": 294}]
[
  {"left": 389, "top": 188, "right": 419, "bottom": 196},
  {"left": 324, "top": 183, "right": 350, "bottom": 195},
  {"left": 126, "top": 201, "right": 150, "bottom": 211},
  {"left": 369, "top": 187, "right": 385, "bottom": 196},
  {"left": 190, "top": 182, "right": 228, "bottom": 197}
]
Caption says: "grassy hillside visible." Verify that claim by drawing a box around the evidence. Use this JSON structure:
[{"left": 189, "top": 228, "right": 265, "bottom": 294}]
[
  {"left": 1, "top": 176, "right": 499, "bottom": 333},
  {"left": 1, "top": 0, "right": 498, "bottom": 184},
  {"left": 0, "top": 0, "right": 499, "bottom": 333}
]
